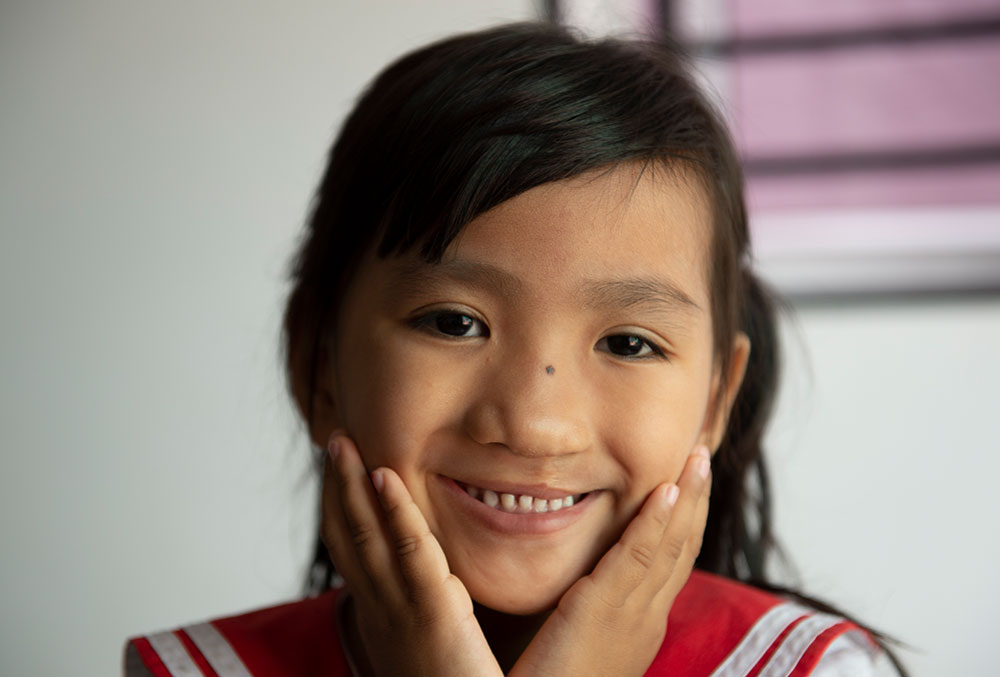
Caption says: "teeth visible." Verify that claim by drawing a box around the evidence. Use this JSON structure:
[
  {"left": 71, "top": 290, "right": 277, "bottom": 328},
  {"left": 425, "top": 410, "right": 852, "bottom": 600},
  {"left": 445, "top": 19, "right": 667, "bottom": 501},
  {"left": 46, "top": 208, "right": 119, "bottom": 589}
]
[{"left": 462, "top": 482, "right": 583, "bottom": 514}]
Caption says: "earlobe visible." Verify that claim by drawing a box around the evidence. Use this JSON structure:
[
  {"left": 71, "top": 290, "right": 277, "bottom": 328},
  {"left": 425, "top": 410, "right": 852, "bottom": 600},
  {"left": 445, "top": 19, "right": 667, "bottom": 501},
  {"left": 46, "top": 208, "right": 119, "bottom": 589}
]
[
  {"left": 701, "top": 332, "right": 751, "bottom": 452},
  {"left": 311, "top": 346, "right": 343, "bottom": 447},
  {"left": 289, "top": 339, "right": 342, "bottom": 449}
]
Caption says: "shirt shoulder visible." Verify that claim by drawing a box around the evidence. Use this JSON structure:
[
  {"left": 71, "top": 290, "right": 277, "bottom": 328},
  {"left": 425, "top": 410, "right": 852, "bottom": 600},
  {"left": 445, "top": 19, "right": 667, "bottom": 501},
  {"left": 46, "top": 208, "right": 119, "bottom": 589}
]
[
  {"left": 123, "top": 587, "right": 353, "bottom": 677},
  {"left": 646, "top": 571, "right": 880, "bottom": 676},
  {"left": 812, "top": 630, "right": 885, "bottom": 677}
]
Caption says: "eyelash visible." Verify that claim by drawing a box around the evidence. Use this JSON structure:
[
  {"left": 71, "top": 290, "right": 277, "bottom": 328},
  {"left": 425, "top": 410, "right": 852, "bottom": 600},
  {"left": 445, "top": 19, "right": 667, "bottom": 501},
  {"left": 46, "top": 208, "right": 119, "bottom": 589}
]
[
  {"left": 412, "top": 310, "right": 668, "bottom": 362},
  {"left": 596, "top": 334, "right": 668, "bottom": 361},
  {"left": 410, "top": 310, "right": 490, "bottom": 339}
]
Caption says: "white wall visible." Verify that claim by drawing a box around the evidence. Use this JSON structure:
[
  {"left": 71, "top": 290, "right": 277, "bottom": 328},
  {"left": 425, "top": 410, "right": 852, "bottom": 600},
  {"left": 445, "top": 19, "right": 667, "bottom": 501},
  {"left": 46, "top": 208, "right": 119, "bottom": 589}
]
[
  {"left": 0, "top": 2, "right": 534, "bottom": 676},
  {"left": 1, "top": 2, "right": 995, "bottom": 676},
  {"left": 768, "top": 297, "right": 1000, "bottom": 676}
]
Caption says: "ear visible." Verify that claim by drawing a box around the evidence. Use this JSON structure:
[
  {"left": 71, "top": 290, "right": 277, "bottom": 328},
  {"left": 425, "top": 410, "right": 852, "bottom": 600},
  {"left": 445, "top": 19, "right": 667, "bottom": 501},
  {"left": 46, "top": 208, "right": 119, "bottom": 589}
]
[
  {"left": 288, "top": 336, "right": 341, "bottom": 449},
  {"left": 698, "top": 331, "right": 751, "bottom": 453}
]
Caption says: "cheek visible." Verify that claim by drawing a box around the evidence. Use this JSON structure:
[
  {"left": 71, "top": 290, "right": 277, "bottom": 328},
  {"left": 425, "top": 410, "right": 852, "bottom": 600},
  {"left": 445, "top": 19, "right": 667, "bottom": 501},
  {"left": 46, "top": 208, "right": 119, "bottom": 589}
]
[
  {"left": 606, "top": 362, "right": 713, "bottom": 490},
  {"left": 335, "top": 330, "right": 459, "bottom": 471}
]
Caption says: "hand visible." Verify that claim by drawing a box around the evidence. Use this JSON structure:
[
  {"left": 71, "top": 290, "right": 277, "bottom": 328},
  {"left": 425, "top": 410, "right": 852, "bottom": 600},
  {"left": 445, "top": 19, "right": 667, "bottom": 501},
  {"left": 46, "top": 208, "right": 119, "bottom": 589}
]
[
  {"left": 509, "top": 445, "right": 712, "bottom": 677},
  {"left": 322, "top": 434, "right": 503, "bottom": 677}
]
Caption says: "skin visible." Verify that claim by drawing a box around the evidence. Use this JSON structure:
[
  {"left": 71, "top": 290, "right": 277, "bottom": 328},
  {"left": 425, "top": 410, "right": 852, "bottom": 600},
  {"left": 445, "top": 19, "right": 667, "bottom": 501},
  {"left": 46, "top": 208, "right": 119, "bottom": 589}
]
[{"left": 307, "top": 164, "right": 749, "bottom": 675}]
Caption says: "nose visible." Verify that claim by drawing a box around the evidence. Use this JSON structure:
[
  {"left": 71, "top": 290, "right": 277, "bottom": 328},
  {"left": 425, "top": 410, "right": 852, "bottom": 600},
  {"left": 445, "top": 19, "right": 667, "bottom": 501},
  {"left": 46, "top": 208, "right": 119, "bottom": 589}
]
[{"left": 463, "top": 348, "right": 592, "bottom": 458}]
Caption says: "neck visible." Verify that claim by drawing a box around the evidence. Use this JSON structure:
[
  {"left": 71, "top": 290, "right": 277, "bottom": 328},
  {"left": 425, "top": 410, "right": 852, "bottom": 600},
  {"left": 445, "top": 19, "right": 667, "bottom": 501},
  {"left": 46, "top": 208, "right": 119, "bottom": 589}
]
[
  {"left": 474, "top": 602, "right": 551, "bottom": 673},
  {"left": 342, "top": 592, "right": 551, "bottom": 675}
]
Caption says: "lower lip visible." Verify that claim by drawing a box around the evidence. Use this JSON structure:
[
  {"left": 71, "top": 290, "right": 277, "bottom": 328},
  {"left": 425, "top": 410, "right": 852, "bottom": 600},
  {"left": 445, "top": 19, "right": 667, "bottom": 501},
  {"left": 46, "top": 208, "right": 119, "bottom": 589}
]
[{"left": 436, "top": 476, "right": 596, "bottom": 536}]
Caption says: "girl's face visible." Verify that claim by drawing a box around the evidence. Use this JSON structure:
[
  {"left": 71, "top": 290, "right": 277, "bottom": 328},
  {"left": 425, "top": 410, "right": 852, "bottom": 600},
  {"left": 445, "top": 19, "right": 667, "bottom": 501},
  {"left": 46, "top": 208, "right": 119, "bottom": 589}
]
[{"left": 321, "top": 165, "right": 745, "bottom": 614}]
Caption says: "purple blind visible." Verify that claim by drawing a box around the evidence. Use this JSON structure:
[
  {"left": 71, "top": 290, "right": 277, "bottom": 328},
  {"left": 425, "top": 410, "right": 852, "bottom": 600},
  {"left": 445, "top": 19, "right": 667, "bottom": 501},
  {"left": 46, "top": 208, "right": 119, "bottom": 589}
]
[
  {"left": 730, "top": 0, "right": 998, "bottom": 37},
  {"left": 720, "top": 0, "right": 1000, "bottom": 211},
  {"left": 549, "top": 0, "right": 1000, "bottom": 294}
]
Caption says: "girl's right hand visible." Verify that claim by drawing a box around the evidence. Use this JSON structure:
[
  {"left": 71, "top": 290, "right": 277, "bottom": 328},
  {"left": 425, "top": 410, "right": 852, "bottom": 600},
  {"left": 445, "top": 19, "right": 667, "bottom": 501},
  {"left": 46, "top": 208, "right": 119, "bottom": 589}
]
[{"left": 322, "top": 434, "right": 503, "bottom": 677}]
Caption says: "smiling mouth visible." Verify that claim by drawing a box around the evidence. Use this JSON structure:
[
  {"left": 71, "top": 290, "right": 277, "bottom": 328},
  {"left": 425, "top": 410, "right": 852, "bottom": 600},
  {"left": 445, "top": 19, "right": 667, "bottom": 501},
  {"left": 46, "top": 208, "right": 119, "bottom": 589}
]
[{"left": 457, "top": 481, "right": 589, "bottom": 514}]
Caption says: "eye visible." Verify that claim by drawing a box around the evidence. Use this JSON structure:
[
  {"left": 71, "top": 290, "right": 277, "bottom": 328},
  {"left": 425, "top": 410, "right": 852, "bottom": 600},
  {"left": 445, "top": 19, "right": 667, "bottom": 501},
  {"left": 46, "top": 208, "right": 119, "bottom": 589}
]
[
  {"left": 413, "top": 310, "right": 489, "bottom": 338},
  {"left": 596, "top": 334, "right": 666, "bottom": 360}
]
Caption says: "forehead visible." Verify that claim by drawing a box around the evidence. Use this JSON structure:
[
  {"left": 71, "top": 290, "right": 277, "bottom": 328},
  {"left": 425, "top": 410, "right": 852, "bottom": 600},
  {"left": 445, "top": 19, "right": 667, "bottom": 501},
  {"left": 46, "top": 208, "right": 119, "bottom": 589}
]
[{"left": 437, "top": 163, "right": 715, "bottom": 308}]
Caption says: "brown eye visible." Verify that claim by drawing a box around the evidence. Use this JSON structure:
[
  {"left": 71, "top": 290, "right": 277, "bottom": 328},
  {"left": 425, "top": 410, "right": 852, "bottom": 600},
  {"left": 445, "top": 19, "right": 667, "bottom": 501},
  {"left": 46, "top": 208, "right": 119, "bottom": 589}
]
[
  {"left": 596, "top": 334, "right": 664, "bottom": 359},
  {"left": 414, "top": 311, "right": 489, "bottom": 338}
]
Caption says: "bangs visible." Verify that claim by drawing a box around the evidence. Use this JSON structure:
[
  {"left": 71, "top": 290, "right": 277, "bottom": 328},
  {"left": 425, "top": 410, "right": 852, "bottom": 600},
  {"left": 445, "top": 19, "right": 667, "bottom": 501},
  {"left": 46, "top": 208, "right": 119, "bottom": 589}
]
[{"left": 323, "top": 23, "right": 723, "bottom": 265}]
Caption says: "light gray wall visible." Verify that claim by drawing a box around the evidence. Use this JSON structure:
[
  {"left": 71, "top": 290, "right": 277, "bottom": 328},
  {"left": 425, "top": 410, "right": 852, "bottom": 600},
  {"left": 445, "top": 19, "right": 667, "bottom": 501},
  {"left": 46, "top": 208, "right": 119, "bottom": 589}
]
[
  {"left": 769, "top": 298, "right": 1000, "bottom": 676},
  {"left": 0, "top": 2, "right": 535, "bottom": 675},
  {"left": 1, "top": 2, "right": 995, "bottom": 675}
]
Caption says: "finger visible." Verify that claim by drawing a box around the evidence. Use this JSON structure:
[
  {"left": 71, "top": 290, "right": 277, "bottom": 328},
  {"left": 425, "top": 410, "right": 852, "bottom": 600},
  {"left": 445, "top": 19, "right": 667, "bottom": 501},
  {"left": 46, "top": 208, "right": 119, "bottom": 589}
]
[
  {"left": 652, "top": 445, "right": 712, "bottom": 600},
  {"left": 683, "top": 456, "right": 711, "bottom": 560},
  {"left": 331, "top": 435, "right": 400, "bottom": 600},
  {"left": 372, "top": 466, "right": 454, "bottom": 606},
  {"left": 321, "top": 438, "right": 372, "bottom": 597},
  {"left": 659, "top": 445, "right": 710, "bottom": 561},
  {"left": 319, "top": 435, "right": 392, "bottom": 602},
  {"left": 583, "top": 481, "right": 679, "bottom": 608}
]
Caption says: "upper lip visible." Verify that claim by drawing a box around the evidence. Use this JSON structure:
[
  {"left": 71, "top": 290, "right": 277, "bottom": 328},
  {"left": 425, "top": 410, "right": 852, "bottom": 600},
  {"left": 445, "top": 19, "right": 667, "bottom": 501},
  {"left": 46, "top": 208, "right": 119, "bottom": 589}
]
[{"left": 447, "top": 475, "right": 590, "bottom": 499}]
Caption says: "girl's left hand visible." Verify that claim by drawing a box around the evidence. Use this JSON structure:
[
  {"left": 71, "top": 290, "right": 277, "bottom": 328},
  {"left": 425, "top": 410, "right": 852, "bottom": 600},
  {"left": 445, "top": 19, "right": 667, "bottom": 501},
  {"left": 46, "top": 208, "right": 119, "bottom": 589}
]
[{"left": 509, "top": 445, "right": 712, "bottom": 677}]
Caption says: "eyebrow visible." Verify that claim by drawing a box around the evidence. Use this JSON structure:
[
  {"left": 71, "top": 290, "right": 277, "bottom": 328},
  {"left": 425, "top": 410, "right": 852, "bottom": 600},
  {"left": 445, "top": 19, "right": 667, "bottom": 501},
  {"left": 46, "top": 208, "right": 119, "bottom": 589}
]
[
  {"left": 390, "top": 260, "right": 522, "bottom": 299},
  {"left": 581, "top": 276, "right": 702, "bottom": 316},
  {"left": 390, "top": 259, "right": 701, "bottom": 315}
]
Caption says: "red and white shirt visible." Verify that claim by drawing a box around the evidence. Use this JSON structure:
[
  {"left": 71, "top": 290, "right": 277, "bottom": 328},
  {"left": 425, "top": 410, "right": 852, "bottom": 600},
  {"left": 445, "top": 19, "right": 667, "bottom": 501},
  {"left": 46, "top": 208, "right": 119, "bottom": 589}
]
[{"left": 125, "top": 571, "right": 879, "bottom": 676}]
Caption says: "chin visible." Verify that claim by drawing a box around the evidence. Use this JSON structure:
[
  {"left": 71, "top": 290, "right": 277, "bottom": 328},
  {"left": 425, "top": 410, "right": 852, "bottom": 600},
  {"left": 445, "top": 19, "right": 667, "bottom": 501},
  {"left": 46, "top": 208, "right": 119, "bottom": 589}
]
[
  {"left": 456, "top": 555, "right": 591, "bottom": 616},
  {"left": 431, "top": 497, "right": 624, "bottom": 616},
  {"left": 469, "top": 581, "right": 565, "bottom": 616}
]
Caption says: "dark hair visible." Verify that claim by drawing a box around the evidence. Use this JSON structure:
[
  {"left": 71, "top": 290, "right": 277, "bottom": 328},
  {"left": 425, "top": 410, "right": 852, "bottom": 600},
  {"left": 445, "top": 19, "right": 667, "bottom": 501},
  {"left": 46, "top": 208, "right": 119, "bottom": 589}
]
[{"left": 283, "top": 22, "right": 905, "bottom": 673}]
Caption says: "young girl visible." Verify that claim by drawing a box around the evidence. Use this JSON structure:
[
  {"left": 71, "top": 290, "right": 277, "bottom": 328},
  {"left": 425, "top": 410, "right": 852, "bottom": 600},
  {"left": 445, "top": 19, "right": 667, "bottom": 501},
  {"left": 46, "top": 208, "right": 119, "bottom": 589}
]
[{"left": 126, "top": 22, "right": 901, "bottom": 676}]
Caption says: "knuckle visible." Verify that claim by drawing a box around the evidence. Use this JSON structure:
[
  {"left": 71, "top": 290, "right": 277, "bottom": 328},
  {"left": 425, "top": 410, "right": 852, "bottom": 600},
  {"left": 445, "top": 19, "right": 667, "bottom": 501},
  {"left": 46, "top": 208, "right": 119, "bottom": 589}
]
[
  {"left": 381, "top": 496, "right": 406, "bottom": 520},
  {"left": 650, "top": 509, "right": 669, "bottom": 529},
  {"left": 627, "top": 542, "right": 656, "bottom": 570},
  {"left": 349, "top": 521, "right": 375, "bottom": 548},
  {"left": 394, "top": 534, "right": 421, "bottom": 558},
  {"left": 565, "top": 592, "right": 615, "bottom": 625},
  {"left": 409, "top": 603, "right": 445, "bottom": 628},
  {"left": 333, "top": 466, "right": 351, "bottom": 492},
  {"left": 663, "top": 535, "right": 685, "bottom": 562},
  {"left": 589, "top": 595, "right": 627, "bottom": 626}
]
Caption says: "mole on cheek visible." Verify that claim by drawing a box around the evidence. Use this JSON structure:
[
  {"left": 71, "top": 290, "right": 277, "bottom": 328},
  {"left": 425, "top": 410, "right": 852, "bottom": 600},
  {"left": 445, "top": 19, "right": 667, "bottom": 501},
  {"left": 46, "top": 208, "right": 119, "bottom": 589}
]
[{"left": 545, "top": 365, "right": 555, "bottom": 375}]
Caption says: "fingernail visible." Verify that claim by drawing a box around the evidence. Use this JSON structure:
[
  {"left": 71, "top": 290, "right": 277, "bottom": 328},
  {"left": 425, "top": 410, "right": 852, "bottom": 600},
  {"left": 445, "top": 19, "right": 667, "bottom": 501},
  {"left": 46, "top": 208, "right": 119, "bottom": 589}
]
[
  {"left": 695, "top": 445, "right": 711, "bottom": 460},
  {"left": 665, "top": 484, "right": 679, "bottom": 506},
  {"left": 696, "top": 456, "right": 710, "bottom": 479},
  {"left": 328, "top": 437, "right": 341, "bottom": 462},
  {"left": 370, "top": 469, "right": 385, "bottom": 493}
]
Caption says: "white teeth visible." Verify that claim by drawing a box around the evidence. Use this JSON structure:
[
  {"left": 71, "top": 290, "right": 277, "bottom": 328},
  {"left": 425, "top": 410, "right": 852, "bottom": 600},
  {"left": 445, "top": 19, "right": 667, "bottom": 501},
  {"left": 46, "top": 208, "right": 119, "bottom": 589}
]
[{"left": 463, "top": 482, "right": 583, "bottom": 514}]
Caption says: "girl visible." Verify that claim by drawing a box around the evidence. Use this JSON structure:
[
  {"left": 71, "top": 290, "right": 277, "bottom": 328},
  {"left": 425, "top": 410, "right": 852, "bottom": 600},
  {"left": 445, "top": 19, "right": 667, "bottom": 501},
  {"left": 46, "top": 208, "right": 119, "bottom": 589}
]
[{"left": 126, "top": 22, "right": 902, "bottom": 676}]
